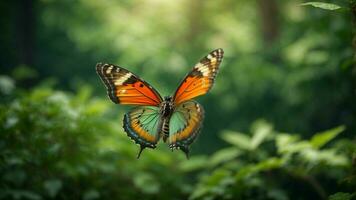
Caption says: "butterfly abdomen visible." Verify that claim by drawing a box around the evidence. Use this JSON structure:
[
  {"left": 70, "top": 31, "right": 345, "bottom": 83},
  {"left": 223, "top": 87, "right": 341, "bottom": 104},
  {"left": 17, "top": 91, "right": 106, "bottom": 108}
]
[
  {"left": 159, "top": 97, "right": 174, "bottom": 142},
  {"left": 161, "top": 117, "right": 171, "bottom": 142}
]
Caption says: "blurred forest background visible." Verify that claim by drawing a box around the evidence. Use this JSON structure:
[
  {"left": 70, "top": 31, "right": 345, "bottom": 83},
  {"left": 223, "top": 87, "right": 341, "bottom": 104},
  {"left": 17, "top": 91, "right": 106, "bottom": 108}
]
[{"left": 0, "top": 0, "right": 355, "bottom": 199}]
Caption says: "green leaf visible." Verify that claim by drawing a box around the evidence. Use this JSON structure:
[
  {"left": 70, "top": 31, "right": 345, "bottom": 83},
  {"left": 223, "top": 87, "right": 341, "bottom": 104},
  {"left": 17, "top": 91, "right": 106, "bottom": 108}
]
[
  {"left": 6, "top": 190, "right": 42, "bottom": 200},
  {"left": 44, "top": 179, "right": 62, "bottom": 198},
  {"left": 12, "top": 65, "right": 38, "bottom": 80},
  {"left": 0, "top": 75, "right": 15, "bottom": 95},
  {"left": 189, "top": 186, "right": 209, "bottom": 200},
  {"left": 276, "top": 134, "right": 303, "bottom": 154},
  {"left": 133, "top": 173, "right": 160, "bottom": 194},
  {"left": 209, "top": 147, "right": 241, "bottom": 167},
  {"left": 310, "top": 126, "right": 345, "bottom": 148},
  {"left": 255, "top": 157, "right": 284, "bottom": 170},
  {"left": 251, "top": 120, "right": 273, "bottom": 149},
  {"left": 301, "top": 149, "right": 348, "bottom": 166},
  {"left": 83, "top": 189, "right": 100, "bottom": 200},
  {"left": 236, "top": 158, "right": 283, "bottom": 180},
  {"left": 329, "top": 192, "right": 354, "bottom": 200},
  {"left": 180, "top": 156, "right": 208, "bottom": 172},
  {"left": 267, "top": 189, "right": 289, "bottom": 200},
  {"left": 221, "top": 130, "right": 251, "bottom": 150},
  {"left": 190, "top": 169, "right": 233, "bottom": 200},
  {"left": 301, "top": 2, "right": 342, "bottom": 10}
]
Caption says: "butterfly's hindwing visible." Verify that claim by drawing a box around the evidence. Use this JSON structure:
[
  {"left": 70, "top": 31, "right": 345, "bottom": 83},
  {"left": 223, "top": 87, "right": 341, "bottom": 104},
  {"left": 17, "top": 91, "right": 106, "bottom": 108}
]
[
  {"left": 123, "top": 106, "right": 161, "bottom": 150},
  {"left": 173, "top": 48, "right": 223, "bottom": 105},
  {"left": 96, "top": 63, "right": 162, "bottom": 106},
  {"left": 168, "top": 101, "right": 204, "bottom": 157}
]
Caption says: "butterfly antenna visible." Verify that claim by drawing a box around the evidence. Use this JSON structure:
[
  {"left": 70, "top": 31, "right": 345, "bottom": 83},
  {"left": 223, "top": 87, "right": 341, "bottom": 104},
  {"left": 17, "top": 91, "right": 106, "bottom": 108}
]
[{"left": 137, "top": 146, "right": 145, "bottom": 159}]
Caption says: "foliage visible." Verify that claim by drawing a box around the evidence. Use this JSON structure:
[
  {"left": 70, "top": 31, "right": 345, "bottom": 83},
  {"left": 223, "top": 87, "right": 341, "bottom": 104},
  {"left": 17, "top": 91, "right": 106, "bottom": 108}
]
[
  {"left": 1, "top": 0, "right": 354, "bottom": 155},
  {"left": 0, "top": 83, "right": 190, "bottom": 200},
  {"left": 188, "top": 120, "right": 355, "bottom": 200},
  {"left": 0, "top": 0, "right": 355, "bottom": 199},
  {"left": 0, "top": 82, "right": 355, "bottom": 200},
  {"left": 301, "top": 2, "right": 342, "bottom": 10}
]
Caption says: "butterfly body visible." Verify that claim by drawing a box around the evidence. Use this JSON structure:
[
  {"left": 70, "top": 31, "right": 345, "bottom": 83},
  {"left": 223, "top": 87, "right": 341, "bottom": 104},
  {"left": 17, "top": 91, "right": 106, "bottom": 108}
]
[
  {"left": 96, "top": 48, "right": 224, "bottom": 158},
  {"left": 158, "top": 96, "right": 174, "bottom": 141},
  {"left": 160, "top": 96, "right": 174, "bottom": 118}
]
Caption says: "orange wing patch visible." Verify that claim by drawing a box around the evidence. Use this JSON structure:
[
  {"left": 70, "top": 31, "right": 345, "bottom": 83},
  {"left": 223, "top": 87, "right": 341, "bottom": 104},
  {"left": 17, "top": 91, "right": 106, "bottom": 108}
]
[
  {"left": 173, "top": 48, "right": 224, "bottom": 105},
  {"left": 96, "top": 63, "right": 163, "bottom": 106}
]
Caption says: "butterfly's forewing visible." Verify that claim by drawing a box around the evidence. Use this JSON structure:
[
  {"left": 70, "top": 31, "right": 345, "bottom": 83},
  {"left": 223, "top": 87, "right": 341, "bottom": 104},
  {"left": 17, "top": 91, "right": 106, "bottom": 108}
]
[
  {"left": 123, "top": 106, "right": 161, "bottom": 158},
  {"left": 96, "top": 63, "right": 163, "bottom": 106},
  {"left": 168, "top": 101, "right": 204, "bottom": 158},
  {"left": 173, "top": 49, "right": 224, "bottom": 105}
]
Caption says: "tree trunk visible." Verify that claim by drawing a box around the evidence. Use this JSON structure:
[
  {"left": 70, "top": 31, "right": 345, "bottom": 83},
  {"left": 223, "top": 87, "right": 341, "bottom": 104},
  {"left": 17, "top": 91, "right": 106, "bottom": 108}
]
[
  {"left": 18, "top": 0, "right": 35, "bottom": 66},
  {"left": 351, "top": 0, "right": 356, "bottom": 67},
  {"left": 257, "top": 0, "right": 279, "bottom": 46}
]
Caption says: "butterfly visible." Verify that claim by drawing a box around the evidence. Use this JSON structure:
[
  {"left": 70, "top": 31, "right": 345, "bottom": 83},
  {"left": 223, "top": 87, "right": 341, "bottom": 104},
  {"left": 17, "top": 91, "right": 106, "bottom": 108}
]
[{"left": 96, "top": 48, "right": 224, "bottom": 158}]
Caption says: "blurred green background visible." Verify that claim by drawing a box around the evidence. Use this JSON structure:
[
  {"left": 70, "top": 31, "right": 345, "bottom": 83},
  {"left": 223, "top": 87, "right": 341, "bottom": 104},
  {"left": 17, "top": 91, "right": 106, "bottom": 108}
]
[{"left": 0, "top": 0, "right": 355, "bottom": 199}]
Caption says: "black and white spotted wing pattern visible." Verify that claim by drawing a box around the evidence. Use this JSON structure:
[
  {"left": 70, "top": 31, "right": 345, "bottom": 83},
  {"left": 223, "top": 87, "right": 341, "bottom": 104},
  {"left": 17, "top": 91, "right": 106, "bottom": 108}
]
[{"left": 173, "top": 48, "right": 224, "bottom": 105}]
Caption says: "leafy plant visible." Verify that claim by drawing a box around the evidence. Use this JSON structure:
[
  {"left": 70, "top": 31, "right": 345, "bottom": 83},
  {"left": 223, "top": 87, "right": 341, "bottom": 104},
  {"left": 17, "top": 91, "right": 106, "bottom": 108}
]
[
  {"left": 301, "top": 2, "right": 343, "bottom": 10},
  {"left": 0, "top": 83, "right": 190, "bottom": 200},
  {"left": 187, "top": 121, "right": 354, "bottom": 200},
  {"left": 0, "top": 80, "right": 354, "bottom": 200}
]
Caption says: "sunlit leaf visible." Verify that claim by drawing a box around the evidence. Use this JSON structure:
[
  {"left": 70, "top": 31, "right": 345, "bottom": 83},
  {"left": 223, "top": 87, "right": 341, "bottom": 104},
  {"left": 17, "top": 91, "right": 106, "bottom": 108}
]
[
  {"left": 301, "top": 149, "right": 348, "bottom": 166},
  {"left": 209, "top": 147, "right": 241, "bottom": 167},
  {"left": 4, "top": 115, "right": 18, "bottom": 129},
  {"left": 180, "top": 156, "right": 208, "bottom": 172},
  {"left": 301, "top": 2, "right": 342, "bottom": 10},
  {"left": 189, "top": 186, "right": 209, "bottom": 200},
  {"left": 221, "top": 130, "right": 251, "bottom": 150},
  {"left": 310, "top": 126, "right": 345, "bottom": 149},
  {"left": 276, "top": 134, "right": 303, "bottom": 154},
  {"left": 285, "top": 141, "right": 312, "bottom": 154},
  {"left": 251, "top": 120, "right": 273, "bottom": 149},
  {"left": 255, "top": 157, "right": 284, "bottom": 170},
  {"left": 0, "top": 75, "right": 15, "bottom": 95},
  {"left": 84, "top": 99, "right": 110, "bottom": 115}
]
